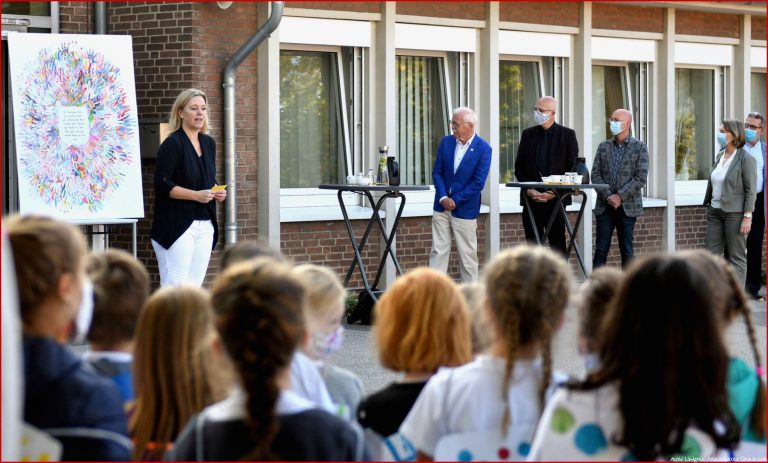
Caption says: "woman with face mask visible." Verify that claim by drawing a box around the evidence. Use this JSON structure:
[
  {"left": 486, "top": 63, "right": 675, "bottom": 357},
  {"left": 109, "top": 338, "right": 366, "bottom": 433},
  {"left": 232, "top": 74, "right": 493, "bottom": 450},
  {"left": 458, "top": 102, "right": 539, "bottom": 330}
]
[
  {"left": 6, "top": 215, "right": 131, "bottom": 461},
  {"left": 703, "top": 120, "right": 757, "bottom": 285},
  {"left": 292, "top": 264, "right": 363, "bottom": 421}
]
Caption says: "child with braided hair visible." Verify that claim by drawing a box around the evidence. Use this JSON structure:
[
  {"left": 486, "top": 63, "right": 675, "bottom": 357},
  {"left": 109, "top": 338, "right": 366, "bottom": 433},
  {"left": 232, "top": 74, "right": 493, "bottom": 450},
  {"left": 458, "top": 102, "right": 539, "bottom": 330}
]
[
  {"left": 400, "top": 245, "right": 571, "bottom": 460},
  {"left": 529, "top": 253, "right": 742, "bottom": 460},
  {"left": 684, "top": 250, "right": 765, "bottom": 444},
  {"left": 168, "top": 259, "right": 363, "bottom": 461}
]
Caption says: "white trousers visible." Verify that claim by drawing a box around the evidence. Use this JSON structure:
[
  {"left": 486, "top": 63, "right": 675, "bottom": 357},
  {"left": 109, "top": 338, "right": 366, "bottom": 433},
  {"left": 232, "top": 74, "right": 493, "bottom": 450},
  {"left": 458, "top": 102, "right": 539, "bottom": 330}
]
[
  {"left": 429, "top": 211, "right": 479, "bottom": 282},
  {"left": 152, "top": 220, "right": 214, "bottom": 287}
]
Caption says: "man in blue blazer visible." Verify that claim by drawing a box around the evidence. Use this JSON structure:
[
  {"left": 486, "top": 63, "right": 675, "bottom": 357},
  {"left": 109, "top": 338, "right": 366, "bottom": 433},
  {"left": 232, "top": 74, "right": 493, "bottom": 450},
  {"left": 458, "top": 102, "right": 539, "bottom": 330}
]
[{"left": 429, "top": 107, "right": 492, "bottom": 282}]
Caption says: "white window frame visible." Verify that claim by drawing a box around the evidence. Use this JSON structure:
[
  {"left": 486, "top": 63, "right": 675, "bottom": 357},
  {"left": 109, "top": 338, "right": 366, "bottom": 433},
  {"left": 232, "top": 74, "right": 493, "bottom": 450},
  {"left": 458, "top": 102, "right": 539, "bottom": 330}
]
[
  {"left": 497, "top": 56, "right": 546, "bottom": 205},
  {"left": 591, "top": 60, "right": 637, "bottom": 143},
  {"left": 279, "top": 44, "right": 356, "bottom": 210},
  {"left": 395, "top": 49, "right": 456, "bottom": 208},
  {"left": 674, "top": 64, "right": 724, "bottom": 205}
]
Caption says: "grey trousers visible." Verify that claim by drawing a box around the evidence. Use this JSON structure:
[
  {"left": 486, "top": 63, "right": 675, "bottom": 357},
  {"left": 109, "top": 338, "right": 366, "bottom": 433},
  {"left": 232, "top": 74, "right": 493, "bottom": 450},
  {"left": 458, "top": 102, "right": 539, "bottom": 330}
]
[{"left": 706, "top": 206, "right": 748, "bottom": 285}]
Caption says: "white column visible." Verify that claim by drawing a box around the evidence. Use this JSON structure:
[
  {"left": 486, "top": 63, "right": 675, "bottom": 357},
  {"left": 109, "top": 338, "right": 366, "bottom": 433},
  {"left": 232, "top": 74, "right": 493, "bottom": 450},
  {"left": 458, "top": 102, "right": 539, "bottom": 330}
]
[
  {"left": 257, "top": 2, "right": 281, "bottom": 248},
  {"left": 479, "top": 1, "right": 500, "bottom": 262},
  {"left": 374, "top": 1, "right": 397, "bottom": 287},
  {"left": 656, "top": 8, "right": 676, "bottom": 253},
  {"left": 735, "top": 15, "right": 752, "bottom": 120},
  {"left": 573, "top": 2, "right": 593, "bottom": 273}
]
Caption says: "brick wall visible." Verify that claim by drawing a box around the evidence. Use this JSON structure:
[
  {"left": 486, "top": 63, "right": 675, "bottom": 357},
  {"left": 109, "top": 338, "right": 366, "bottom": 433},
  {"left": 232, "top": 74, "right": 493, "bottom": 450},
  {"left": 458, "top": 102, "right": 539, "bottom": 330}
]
[
  {"left": 285, "top": 2, "right": 380, "bottom": 14},
  {"left": 675, "top": 206, "right": 708, "bottom": 250},
  {"left": 752, "top": 16, "right": 766, "bottom": 41},
  {"left": 592, "top": 3, "right": 662, "bottom": 34},
  {"left": 58, "top": 1, "right": 92, "bottom": 34},
  {"left": 396, "top": 2, "right": 486, "bottom": 21},
  {"left": 676, "top": 10, "right": 740, "bottom": 38},
  {"left": 499, "top": 2, "right": 579, "bottom": 28}
]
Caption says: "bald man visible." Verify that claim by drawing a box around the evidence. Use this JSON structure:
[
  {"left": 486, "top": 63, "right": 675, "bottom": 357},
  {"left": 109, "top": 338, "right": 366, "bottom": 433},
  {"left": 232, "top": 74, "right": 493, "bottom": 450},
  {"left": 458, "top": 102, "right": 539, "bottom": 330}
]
[
  {"left": 514, "top": 96, "right": 579, "bottom": 255},
  {"left": 591, "top": 108, "right": 648, "bottom": 268}
]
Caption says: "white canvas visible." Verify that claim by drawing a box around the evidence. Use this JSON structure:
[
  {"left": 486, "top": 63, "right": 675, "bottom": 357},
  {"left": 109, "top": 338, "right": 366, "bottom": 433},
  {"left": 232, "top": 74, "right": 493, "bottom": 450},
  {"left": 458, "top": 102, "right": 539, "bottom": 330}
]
[{"left": 7, "top": 32, "right": 144, "bottom": 220}]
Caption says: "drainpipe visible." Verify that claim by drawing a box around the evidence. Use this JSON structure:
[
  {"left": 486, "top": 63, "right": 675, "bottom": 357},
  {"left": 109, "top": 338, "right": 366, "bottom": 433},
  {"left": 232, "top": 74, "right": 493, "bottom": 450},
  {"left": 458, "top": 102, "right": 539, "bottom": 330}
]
[
  {"left": 51, "top": 2, "right": 60, "bottom": 33},
  {"left": 94, "top": 2, "right": 106, "bottom": 34},
  {"left": 222, "top": 1, "right": 284, "bottom": 245}
]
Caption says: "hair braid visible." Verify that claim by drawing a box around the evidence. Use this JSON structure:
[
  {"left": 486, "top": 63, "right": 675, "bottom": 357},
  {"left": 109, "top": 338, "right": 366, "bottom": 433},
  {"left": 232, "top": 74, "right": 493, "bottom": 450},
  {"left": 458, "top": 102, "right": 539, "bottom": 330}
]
[
  {"left": 212, "top": 259, "right": 305, "bottom": 461},
  {"left": 740, "top": 300, "right": 766, "bottom": 439}
]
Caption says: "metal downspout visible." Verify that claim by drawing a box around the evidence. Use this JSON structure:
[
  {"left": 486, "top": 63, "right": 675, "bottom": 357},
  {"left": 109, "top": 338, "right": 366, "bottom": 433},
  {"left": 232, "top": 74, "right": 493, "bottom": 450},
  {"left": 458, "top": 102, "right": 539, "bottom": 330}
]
[
  {"left": 94, "top": 2, "right": 106, "bottom": 34},
  {"left": 222, "top": 1, "right": 284, "bottom": 245}
]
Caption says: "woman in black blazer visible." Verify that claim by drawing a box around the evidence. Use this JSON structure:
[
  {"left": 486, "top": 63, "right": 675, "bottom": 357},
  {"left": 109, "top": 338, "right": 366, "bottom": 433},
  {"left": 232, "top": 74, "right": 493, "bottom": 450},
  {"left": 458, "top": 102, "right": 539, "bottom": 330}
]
[{"left": 150, "top": 89, "right": 226, "bottom": 287}]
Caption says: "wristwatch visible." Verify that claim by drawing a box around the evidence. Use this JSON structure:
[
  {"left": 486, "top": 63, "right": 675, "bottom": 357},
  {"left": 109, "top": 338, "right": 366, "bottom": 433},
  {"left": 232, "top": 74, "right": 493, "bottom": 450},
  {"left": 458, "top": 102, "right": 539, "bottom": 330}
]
[{"left": 744, "top": 212, "right": 753, "bottom": 219}]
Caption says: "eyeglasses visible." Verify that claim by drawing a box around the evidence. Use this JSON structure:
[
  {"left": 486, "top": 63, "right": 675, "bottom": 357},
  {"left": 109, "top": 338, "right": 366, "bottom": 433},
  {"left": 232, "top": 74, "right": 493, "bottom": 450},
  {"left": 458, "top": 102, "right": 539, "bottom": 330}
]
[
  {"left": 745, "top": 123, "right": 763, "bottom": 130},
  {"left": 449, "top": 120, "right": 467, "bottom": 129},
  {"left": 532, "top": 107, "right": 553, "bottom": 113}
]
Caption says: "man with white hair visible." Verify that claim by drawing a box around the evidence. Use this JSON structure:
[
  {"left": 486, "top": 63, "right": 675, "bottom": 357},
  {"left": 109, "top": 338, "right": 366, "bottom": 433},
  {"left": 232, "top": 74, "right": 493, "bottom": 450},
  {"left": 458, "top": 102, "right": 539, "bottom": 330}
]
[{"left": 429, "top": 107, "right": 492, "bottom": 282}]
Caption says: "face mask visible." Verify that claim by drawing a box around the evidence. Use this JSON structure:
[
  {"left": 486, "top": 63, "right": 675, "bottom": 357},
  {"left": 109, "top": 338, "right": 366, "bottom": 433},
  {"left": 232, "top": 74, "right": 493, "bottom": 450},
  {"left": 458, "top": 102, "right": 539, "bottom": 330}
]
[
  {"left": 72, "top": 278, "right": 94, "bottom": 343},
  {"left": 746, "top": 128, "right": 758, "bottom": 143},
  {"left": 609, "top": 120, "right": 624, "bottom": 136},
  {"left": 533, "top": 109, "right": 550, "bottom": 125},
  {"left": 310, "top": 326, "right": 344, "bottom": 359},
  {"left": 716, "top": 132, "right": 728, "bottom": 148},
  {"left": 582, "top": 353, "right": 600, "bottom": 374}
]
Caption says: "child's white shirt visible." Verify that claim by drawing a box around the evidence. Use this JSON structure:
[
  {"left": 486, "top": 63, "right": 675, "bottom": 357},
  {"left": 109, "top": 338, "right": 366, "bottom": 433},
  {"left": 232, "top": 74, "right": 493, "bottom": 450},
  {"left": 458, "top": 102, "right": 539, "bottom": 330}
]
[
  {"left": 399, "top": 355, "right": 559, "bottom": 457},
  {"left": 527, "top": 382, "right": 718, "bottom": 461}
]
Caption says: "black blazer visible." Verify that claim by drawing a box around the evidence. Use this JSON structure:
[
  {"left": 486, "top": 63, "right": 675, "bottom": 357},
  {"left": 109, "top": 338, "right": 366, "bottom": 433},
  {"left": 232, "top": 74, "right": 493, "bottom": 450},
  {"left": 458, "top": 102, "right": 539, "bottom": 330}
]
[
  {"left": 150, "top": 129, "right": 218, "bottom": 250},
  {"left": 514, "top": 122, "right": 579, "bottom": 205}
]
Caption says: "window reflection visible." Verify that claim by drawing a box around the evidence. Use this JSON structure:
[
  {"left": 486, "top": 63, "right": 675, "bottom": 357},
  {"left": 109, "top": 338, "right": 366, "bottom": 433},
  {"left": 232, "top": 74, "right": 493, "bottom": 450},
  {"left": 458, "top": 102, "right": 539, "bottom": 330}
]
[
  {"left": 499, "top": 61, "right": 541, "bottom": 183},
  {"left": 675, "top": 68, "right": 714, "bottom": 181}
]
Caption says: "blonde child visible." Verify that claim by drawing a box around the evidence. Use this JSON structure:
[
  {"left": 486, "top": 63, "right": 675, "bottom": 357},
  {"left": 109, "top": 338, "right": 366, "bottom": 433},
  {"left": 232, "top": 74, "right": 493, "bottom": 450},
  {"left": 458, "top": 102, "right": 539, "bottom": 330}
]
[
  {"left": 293, "top": 264, "right": 363, "bottom": 420},
  {"left": 574, "top": 267, "right": 623, "bottom": 374},
  {"left": 458, "top": 281, "right": 493, "bottom": 355}
]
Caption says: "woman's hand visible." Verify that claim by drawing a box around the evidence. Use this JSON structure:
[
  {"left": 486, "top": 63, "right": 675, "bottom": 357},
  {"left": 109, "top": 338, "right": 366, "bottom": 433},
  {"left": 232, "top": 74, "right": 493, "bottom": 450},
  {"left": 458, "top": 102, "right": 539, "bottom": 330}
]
[
  {"left": 195, "top": 189, "right": 215, "bottom": 204},
  {"left": 741, "top": 217, "right": 752, "bottom": 235},
  {"left": 213, "top": 189, "right": 227, "bottom": 202}
]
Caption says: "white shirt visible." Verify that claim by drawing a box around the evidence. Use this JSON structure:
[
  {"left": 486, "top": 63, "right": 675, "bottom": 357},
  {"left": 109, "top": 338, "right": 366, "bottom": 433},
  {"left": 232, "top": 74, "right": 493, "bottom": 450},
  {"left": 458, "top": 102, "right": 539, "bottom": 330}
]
[
  {"left": 710, "top": 151, "right": 736, "bottom": 209},
  {"left": 399, "top": 355, "right": 561, "bottom": 457},
  {"left": 527, "top": 383, "right": 718, "bottom": 461},
  {"left": 202, "top": 386, "right": 316, "bottom": 423},
  {"left": 290, "top": 351, "right": 335, "bottom": 413},
  {"left": 746, "top": 141, "right": 764, "bottom": 193},
  {"left": 454, "top": 133, "right": 476, "bottom": 174}
]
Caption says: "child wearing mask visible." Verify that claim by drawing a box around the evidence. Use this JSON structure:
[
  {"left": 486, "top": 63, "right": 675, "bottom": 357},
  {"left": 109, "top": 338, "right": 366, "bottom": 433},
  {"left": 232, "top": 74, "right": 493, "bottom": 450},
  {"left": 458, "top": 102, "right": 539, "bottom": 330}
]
[
  {"left": 574, "top": 267, "right": 623, "bottom": 375},
  {"left": 400, "top": 245, "right": 570, "bottom": 460},
  {"left": 293, "top": 264, "right": 363, "bottom": 420},
  {"left": 6, "top": 215, "right": 130, "bottom": 461}
]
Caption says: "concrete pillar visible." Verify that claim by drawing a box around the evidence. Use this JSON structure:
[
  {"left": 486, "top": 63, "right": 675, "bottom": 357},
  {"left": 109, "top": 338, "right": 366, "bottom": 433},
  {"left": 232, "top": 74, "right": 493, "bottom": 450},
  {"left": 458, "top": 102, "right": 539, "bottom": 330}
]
[
  {"left": 573, "top": 2, "right": 593, "bottom": 273},
  {"left": 257, "top": 2, "right": 281, "bottom": 248},
  {"left": 656, "top": 9, "right": 676, "bottom": 253},
  {"left": 479, "top": 1, "right": 500, "bottom": 262},
  {"left": 735, "top": 15, "right": 752, "bottom": 119}
]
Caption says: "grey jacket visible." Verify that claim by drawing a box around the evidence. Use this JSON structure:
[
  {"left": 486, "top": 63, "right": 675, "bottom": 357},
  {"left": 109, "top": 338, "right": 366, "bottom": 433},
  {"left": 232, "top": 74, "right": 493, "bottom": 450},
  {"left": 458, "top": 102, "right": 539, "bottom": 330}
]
[
  {"left": 703, "top": 148, "right": 757, "bottom": 213},
  {"left": 591, "top": 136, "right": 649, "bottom": 217}
]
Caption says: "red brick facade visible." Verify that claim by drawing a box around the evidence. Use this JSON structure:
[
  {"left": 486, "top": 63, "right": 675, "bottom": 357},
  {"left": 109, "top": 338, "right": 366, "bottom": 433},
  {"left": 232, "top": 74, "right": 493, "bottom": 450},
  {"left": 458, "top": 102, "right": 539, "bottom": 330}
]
[
  {"left": 753, "top": 16, "right": 766, "bottom": 41},
  {"left": 499, "top": 2, "right": 580, "bottom": 28},
  {"left": 676, "top": 10, "right": 740, "bottom": 38},
  {"left": 286, "top": 2, "right": 381, "bottom": 14},
  {"left": 592, "top": 3, "right": 663, "bottom": 34},
  {"left": 396, "top": 1, "right": 486, "bottom": 21}
]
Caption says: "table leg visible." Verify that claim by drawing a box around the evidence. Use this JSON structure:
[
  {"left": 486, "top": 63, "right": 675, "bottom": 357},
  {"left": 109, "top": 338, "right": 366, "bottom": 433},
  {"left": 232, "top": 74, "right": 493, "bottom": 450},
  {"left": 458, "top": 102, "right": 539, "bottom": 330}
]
[
  {"left": 558, "top": 191, "right": 588, "bottom": 277},
  {"left": 521, "top": 188, "right": 542, "bottom": 244},
  {"left": 371, "top": 192, "right": 406, "bottom": 289},
  {"left": 337, "top": 190, "right": 376, "bottom": 300}
]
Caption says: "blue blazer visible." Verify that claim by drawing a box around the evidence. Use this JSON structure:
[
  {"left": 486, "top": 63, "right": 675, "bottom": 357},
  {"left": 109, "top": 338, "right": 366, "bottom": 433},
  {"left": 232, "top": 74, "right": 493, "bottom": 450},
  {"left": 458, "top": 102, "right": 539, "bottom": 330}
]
[{"left": 432, "top": 134, "right": 492, "bottom": 220}]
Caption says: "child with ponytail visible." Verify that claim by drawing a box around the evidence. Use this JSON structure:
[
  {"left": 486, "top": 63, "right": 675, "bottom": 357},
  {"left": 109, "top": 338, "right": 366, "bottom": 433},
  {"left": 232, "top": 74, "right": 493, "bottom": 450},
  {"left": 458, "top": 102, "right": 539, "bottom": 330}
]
[
  {"left": 399, "top": 245, "right": 571, "bottom": 460},
  {"left": 168, "top": 259, "right": 363, "bottom": 461},
  {"left": 686, "top": 251, "right": 765, "bottom": 443}
]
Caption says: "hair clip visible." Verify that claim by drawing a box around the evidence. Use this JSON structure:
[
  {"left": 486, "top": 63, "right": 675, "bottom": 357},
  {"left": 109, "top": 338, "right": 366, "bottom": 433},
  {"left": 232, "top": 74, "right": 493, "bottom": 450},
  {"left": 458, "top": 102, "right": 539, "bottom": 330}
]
[{"left": 756, "top": 366, "right": 765, "bottom": 377}]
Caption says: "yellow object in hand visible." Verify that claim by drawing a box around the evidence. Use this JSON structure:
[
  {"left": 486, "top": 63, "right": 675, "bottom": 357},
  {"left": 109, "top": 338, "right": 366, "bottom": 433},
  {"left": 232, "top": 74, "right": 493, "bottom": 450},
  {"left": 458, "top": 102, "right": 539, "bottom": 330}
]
[{"left": 211, "top": 185, "right": 227, "bottom": 191}]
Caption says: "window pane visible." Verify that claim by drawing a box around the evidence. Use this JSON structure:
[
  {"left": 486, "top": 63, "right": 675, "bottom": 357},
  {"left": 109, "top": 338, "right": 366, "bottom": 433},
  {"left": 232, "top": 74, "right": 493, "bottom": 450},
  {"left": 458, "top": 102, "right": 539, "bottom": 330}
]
[
  {"left": 499, "top": 61, "right": 540, "bottom": 183},
  {"left": 675, "top": 68, "right": 714, "bottom": 181},
  {"left": 592, "top": 65, "right": 628, "bottom": 152},
  {"left": 751, "top": 73, "right": 766, "bottom": 122},
  {"left": 280, "top": 51, "right": 346, "bottom": 188},
  {"left": 396, "top": 56, "right": 449, "bottom": 186},
  {"left": 1, "top": 2, "right": 50, "bottom": 16}
]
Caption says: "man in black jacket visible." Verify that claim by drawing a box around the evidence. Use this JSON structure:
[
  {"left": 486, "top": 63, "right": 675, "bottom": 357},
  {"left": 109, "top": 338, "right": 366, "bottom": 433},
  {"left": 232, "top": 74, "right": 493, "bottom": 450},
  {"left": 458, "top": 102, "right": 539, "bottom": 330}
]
[{"left": 514, "top": 96, "right": 579, "bottom": 255}]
